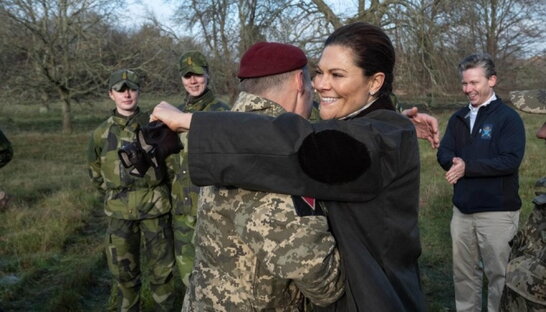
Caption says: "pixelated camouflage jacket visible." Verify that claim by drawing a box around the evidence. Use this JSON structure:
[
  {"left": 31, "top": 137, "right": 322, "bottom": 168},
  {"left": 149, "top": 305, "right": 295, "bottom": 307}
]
[
  {"left": 167, "top": 87, "right": 230, "bottom": 216},
  {"left": 182, "top": 92, "right": 344, "bottom": 312},
  {"left": 0, "top": 129, "right": 13, "bottom": 168},
  {"left": 504, "top": 193, "right": 546, "bottom": 305},
  {"left": 87, "top": 108, "right": 171, "bottom": 220}
]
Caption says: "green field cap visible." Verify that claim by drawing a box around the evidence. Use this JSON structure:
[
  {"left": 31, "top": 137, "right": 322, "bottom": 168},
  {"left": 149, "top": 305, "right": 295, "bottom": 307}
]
[
  {"left": 179, "top": 51, "right": 208, "bottom": 77},
  {"left": 109, "top": 69, "right": 140, "bottom": 91}
]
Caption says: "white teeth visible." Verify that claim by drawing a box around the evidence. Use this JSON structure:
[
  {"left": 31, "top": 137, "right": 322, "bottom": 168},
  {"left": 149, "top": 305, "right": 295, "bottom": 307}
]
[{"left": 321, "top": 97, "right": 338, "bottom": 103}]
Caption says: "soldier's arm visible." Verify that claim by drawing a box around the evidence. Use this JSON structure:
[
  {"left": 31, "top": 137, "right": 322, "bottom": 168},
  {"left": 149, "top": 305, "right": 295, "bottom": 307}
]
[
  {"left": 237, "top": 194, "right": 345, "bottom": 306},
  {"left": 86, "top": 134, "right": 105, "bottom": 193}
]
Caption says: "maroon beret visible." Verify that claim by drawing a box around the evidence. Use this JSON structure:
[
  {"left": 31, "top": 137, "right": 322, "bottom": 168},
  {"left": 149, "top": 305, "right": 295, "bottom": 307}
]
[{"left": 238, "top": 42, "right": 308, "bottom": 79}]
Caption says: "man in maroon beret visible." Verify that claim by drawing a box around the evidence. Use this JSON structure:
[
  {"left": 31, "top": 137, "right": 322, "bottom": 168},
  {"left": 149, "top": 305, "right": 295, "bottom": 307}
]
[
  {"left": 237, "top": 41, "right": 308, "bottom": 78},
  {"left": 179, "top": 42, "right": 344, "bottom": 311}
]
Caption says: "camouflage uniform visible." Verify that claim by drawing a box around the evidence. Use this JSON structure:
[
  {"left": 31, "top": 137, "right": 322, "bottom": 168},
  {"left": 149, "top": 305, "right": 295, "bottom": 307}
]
[
  {"left": 87, "top": 108, "right": 174, "bottom": 311},
  {"left": 182, "top": 91, "right": 344, "bottom": 312},
  {"left": 167, "top": 88, "right": 230, "bottom": 286},
  {"left": 0, "top": 129, "right": 13, "bottom": 169},
  {"left": 500, "top": 179, "right": 546, "bottom": 312}
]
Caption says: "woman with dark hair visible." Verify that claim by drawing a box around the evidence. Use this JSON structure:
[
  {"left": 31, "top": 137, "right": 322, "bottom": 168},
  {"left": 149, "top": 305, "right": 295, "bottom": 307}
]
[{"left": 152, "top": 22, "right": 426, "bottom": 311}]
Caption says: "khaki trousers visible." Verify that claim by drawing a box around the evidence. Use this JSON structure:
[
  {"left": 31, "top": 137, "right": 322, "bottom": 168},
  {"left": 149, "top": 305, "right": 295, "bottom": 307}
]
[{"left": 451, "top": 207, "right": 519, "bottom": 312}]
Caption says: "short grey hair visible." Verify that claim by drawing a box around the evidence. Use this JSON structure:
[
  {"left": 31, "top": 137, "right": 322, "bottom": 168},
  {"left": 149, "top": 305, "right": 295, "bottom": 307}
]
[{"left": 458, "top": 53, "right": 496, "bottom": 78}]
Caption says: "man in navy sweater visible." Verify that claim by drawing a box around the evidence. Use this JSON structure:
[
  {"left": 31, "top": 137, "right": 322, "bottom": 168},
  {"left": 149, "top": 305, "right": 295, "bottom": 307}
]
[{"left": 437, "top": 53, "right": 525, "bottom": 312}]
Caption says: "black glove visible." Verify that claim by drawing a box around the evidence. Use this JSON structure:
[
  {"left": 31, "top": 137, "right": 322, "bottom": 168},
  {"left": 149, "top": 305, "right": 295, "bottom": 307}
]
[
  {"left": 118, "top": 121, "right": 183, "bottom": 178},
  {"left": 137, "top": 120, "right": 184, "bottom": 166}
]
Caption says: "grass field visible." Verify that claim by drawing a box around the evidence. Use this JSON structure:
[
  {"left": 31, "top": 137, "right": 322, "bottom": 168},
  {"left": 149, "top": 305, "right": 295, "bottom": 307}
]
[{"left": 0, "top": 94, "right": 544, "bottom": 311}]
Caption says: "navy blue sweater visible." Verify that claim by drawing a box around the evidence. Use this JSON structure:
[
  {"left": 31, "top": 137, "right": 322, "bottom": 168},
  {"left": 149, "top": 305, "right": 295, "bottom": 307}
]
[{"left": 437, "top": 98, "right": 526, "bottom": 214}]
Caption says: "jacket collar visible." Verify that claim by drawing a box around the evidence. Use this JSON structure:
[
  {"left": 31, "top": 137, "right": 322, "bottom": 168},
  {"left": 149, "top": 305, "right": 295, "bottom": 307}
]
[
  {"left": 347, "top": 96, "right": 395, "bottom": 120},
  {"left": 181, "top": 88, "right": 215, "bottom": 112},
  {"left": 455, "top": 97, "right": 503, "bottom": 119},
  {"left": 231, "top": 91, "right": 287, "bottom": 117},
  {"left": 111, "top": 107, "right": 142, "bottom": 130}
]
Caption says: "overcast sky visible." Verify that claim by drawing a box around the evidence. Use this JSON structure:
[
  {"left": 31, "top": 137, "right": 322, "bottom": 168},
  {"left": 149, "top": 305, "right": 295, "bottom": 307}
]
[
  {"left": 123, "top": 0, "right": 350, "bottom": 33},
  {"left": 124, "top": 0, "right": 178, "bottom": 29}
]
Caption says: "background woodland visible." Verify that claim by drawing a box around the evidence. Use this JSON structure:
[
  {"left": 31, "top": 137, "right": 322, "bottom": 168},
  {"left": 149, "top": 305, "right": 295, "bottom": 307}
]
[{"left": 1, "top": 0, "right": 545, "bottom": 132}]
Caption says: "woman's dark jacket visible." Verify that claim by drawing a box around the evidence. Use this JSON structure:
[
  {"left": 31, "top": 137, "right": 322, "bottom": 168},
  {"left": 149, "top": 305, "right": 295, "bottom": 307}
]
[{"left": 186, "top": 102, "right": 426, "bottom": 311}]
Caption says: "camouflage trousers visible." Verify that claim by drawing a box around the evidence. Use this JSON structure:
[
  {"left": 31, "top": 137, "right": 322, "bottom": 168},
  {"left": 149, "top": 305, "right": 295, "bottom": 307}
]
[
  {"left": 500, "top": 286, "right": 546, "bottom": 312},
  {"left": 172, "top": 213, "right": 196, "bottom": 288},
  {"left": 106, "top": 214, "right": 175, "bottom": 312}
]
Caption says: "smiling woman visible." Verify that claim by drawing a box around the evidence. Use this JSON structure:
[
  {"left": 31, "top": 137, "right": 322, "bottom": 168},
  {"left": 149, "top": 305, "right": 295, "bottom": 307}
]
[{"left": 313, "top": 45, "right": 378, "bottom": 120}]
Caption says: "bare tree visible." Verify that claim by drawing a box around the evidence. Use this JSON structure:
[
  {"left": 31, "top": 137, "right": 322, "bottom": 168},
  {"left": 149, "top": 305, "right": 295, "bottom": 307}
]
[
  {"left": 307, "top": 0, "right": 410, "bottom": 28},
  {"left": 299, "top": 0, "right": 544, "bottom": 97},
  {"left": 121, "top": 23, "right": 189, "bottom": 95},
  {"left": 390, "top": 0, "right": 459, "bottom": 97},
  {"left": 0, "top": 0, "right": 122, "bottom": 133},
  {"left": 462, "top": 0, "right": 544, "bottom": 60},
  {"left": 446, "top": 0, "right": 545, "bottom": 92},
  {"left": 3, "top": 0, "right": 541, "bottom": 117}
]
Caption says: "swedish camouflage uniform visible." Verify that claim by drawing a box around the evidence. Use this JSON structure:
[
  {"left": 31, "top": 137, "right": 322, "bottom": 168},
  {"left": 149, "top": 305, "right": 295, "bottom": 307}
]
[
  {"left": 500, "top": 179, "right": 546, "bottom": 311},
  {"left": 167, "top": 50, "right": 230, "bottom": 286},
  {"left": 87, "top": 107, "right": 174, "bottom": 311},
  {"left": 182, "top": 91, "right": 344, "bottom": 312}
]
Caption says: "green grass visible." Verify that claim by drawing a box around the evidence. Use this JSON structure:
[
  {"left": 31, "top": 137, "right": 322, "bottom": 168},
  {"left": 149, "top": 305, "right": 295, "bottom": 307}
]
[
  {"left": 0, "top": 93, "right": 183, "bottom": 311},
  {"left": 0, "top": 96, "right": 544, "bottom": 311}
]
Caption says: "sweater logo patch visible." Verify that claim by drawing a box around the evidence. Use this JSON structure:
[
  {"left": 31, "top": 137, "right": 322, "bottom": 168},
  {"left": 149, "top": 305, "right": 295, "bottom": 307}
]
[{"left": 479, "top": 124, "right": 493, "bottom": 140}]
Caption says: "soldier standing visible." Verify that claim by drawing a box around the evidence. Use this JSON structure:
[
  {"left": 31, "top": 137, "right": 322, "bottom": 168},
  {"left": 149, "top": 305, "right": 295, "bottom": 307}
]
[
  {"left": 87, "top": 69, "right": 174, "bottom": 311},
  {"left": 167, "top": 51, "right": 230, "bottom": 288},
  {"left": 500, "top": 121, "right": 546, "bottom": 312}
]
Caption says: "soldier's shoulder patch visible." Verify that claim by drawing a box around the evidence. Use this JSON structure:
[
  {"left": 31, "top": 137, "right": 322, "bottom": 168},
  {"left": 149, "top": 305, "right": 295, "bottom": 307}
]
[{"left": 291, "top": 196, "right": 324, "bottom": 216}]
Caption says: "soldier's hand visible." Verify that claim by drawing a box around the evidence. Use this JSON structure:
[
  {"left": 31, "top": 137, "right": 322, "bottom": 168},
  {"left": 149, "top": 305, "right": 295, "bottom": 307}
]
[{"left": 150, "top": 101, "right": 193, "bottom": 132}]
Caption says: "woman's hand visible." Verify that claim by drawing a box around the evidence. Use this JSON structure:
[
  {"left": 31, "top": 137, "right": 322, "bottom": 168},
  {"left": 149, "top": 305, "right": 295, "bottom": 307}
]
[{"left": 402, "top": 107, "right": 440, "bottom": 149}]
